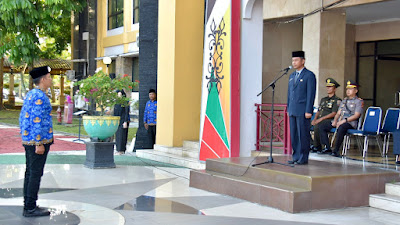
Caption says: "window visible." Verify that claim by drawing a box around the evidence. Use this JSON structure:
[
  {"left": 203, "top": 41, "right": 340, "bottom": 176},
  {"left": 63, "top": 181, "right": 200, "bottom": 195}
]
[
  {"left": 133, "top": 0, "right": 139, "bottom": 24},
  {"left": 132, "top": 57, "right": 139, "bottom": 92},
  {"left": 108, "top": 0, "right": 124, "bottom": 30}
]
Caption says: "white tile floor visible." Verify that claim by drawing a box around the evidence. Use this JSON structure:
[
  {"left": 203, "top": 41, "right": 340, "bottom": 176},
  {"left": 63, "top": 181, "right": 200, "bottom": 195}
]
[{"left": 1, "top": 151, "right": 400, "bottom": 225}]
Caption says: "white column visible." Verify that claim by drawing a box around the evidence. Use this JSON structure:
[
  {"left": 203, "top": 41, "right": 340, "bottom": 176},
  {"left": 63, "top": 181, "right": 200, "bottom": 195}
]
[{"left": 240, "top": 0, "right": 263, "bottom": 157}]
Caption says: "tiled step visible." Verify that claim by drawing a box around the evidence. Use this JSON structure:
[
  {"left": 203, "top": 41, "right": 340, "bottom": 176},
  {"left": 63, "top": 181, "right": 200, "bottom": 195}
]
[
  {"left": 153, "top": 144, "right": 199, "bottom": 159},
  {"left": 369, "top": 193, "right": 400, "bottom": 213},
  {"left": 190, "top": 170, "right": 311, "bottom": 213},
  {"left": 182, "top": 149, "right": 199, "bottom": 159},
  {"left": 183, "top": 140, "right": 200, "bottom": 150},
  {"left": 154, "top": 145, "right": 184, "bottom": 156},
  {"left": 136, "top": 149, "right": 205, "bottom": 170},
  {"left": 386, "top": 182, "right": 400, "bottom": 197},
  {"left": 191, "top": 156, "right": 400, "bottom": 213},
  {"left": 205, "top": 158, "right": 312, "bottom": 190}
]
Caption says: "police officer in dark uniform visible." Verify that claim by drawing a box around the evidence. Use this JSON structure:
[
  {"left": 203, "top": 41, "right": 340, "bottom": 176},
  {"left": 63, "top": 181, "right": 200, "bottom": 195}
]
[
  {"left": 319, "top": 80, "right": 363, "bottom": 157},
  {"left": 311, "top": 78, "right": 341, "bottom": 153}
]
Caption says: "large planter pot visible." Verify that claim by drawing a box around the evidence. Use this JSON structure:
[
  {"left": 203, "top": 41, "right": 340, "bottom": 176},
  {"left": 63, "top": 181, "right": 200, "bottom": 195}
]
[{"left": 82, "top": 116, "right": 120, "bottom": 140}]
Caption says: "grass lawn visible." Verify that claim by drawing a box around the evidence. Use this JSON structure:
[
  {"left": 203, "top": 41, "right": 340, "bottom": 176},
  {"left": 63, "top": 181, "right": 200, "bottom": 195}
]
[{"left": 0, "top": 109, "right": 137, "bottom": 142}]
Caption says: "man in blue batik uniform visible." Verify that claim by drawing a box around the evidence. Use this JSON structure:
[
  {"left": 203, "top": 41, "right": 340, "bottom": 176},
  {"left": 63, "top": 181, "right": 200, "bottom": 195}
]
[
  {"left": 19, "top": 66, "right": 53, "bottom": 217},
  {"left": 287, "top": 51, "right": 317, "bottom": 165},
  {"left": 144, "top": 89, "right": 157, "bottom": 147}
]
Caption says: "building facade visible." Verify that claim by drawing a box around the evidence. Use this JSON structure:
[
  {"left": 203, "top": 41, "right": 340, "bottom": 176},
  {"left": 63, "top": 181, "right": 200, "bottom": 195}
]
[
  {"left": 155, "top": 0, "right": 400, "bottom": 159},
  {"left": 74, "top": 0, "right": 400, "bottom": 159},
  {"left": 73, "top": 0, "right": 159, "bottom": 148}
]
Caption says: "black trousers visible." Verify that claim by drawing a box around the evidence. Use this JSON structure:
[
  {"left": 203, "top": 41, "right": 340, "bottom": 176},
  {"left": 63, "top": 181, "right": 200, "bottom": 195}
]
[
  {"left": 116, "top": 122, "right": 129, "bottom": 153},
  {"left": 320, "top": 122, "right": 353, "bottom": 153},
  {"left": 289, "top": 116, "right": 311, "bottom": 163},
  {"left": 24, "top": 144, "right": 50, "bottom": 210},
  {"left": 313, "top": 119, "right": 331, "bottom": 149},
  {"left": 148, "top": 125, "right": 156, "bottom": 147}
]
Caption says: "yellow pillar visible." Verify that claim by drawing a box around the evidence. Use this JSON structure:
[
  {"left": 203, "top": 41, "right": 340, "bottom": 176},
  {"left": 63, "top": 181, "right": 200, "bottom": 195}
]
[
  {"left": 303, "top": 10, "right": 346, "bottom": 101},
  {"left": 157, "top": 0, "right": 204, "bottom": 147}
]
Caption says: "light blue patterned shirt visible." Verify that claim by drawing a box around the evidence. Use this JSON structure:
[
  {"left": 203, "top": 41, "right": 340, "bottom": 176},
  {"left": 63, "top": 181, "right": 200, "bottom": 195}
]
[{"left": 19, "top": 89, "right": 53, "bottom": 146}]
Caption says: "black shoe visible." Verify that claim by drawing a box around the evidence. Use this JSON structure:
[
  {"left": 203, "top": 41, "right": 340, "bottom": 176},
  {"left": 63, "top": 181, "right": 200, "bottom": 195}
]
[
  {"left": 331, "top": 151, "right": 340, "bottom": 157},
  {"left": 311, "top": 147, "right": 321, "bottom": 153},
  {"left": 318, "top": 148, "right": 332, "bottom": 154},
  {"left": 396, "top": 161, "right": 400, "bottom": 165},
  {"left": 23, "top": 206, "right": 50, "bottom": 217},
  {"left": 294, "top": 161, "right": 308, "bottom": 165},
  {"left": 288, "top": 160, "right": 297, "bottom": 164}
]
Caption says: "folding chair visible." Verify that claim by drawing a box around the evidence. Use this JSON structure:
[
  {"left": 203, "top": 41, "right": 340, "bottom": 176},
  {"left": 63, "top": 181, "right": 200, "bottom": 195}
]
[
  {"left": 350, "top": 107, "right": 383, "bottom": 158},
  {"left": 330, "top": 127, "right": 337, "bottom": 148},
  {"left": 341, "top": 113, "right": 364, "bottom": 156},
  {"left": 380, "top": 108, "right": 400, "bottom": 155},
  {"left": 310, "top": 107, "right": 319, "bottom": 150}
]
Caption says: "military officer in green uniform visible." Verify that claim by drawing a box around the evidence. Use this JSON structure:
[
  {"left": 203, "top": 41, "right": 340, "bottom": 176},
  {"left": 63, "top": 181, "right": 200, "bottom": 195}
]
[{"left": 311, "top": 78, "right": 341, "bottom": 153}]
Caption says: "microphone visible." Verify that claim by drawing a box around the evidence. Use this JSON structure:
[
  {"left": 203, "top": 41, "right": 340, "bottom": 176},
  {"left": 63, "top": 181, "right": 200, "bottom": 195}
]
[{"left": 281, "top": 66, "right": 292, "bottom": 72}]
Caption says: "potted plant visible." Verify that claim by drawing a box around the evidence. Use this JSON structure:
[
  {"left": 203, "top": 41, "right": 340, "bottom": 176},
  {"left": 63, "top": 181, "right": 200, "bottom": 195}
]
[{"left": 75, "top": 68, "right": 136, "bottom": 168}]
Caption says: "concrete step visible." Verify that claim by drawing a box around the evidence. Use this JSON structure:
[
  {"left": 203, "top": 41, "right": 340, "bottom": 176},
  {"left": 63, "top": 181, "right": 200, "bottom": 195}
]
[
  {"left": 190, "top": 170, "right": 311, "bottom": 213},
  {"left": 205, "top": 158, "right": 312, "bottom": 190},
  {"left": 369, "top": 193, "right": 400, "bottom": 214},
  {"left": 183, "top": 140, "right": 200, "bottom": 150},
  {"left": 386, "top": 182, "right": 400, "bottom": 197},
  {"left": 154, "top": 145, "right": 183, "bottom": 156},
  {"left": 153, "top": 144, "right": 199, "bottom": 159},
  {"left": 182, "top": 149, "right": 199, "bottom": 159},
  {"left": 136, "top": 149, "right": 205, "bottom": 170}
]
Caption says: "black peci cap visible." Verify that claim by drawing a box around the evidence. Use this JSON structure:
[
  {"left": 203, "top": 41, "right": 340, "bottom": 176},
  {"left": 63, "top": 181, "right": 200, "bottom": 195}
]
[
  {"left": 29, "top": 66, "right": 51, "bottom": 79},
  {"left": 292, "top": 51, "right": 305, "bottom": 58}
]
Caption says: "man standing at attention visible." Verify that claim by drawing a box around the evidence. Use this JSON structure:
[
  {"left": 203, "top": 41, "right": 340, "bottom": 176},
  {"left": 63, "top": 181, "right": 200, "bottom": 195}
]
[
  {"left": 19, "top": 66, "right": 53, "bottom": 217},
  {"left": 144, "top": 89, "right": 157, "bottom": 148},
  {"left": 287, "top": 51, "right": 316, "bottom": 165}
]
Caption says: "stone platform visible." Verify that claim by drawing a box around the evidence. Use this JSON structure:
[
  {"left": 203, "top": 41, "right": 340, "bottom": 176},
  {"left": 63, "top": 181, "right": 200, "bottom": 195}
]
[{"left": 189, "top": 156, "right": 400, "bottom": 213}]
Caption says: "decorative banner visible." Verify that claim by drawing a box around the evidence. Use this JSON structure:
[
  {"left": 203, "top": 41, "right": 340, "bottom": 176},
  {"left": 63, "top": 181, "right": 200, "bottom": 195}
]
[{"left": 199, "top": 0, "right": 231, "bottom": 161}]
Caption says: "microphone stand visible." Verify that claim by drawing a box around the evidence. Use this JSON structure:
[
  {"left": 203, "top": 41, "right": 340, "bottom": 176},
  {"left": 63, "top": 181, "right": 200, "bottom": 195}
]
[
  {"left": 252, "top": 68, "right": 294, "bottom": 168},
  {"left": 73, "top": 111, "right": 87, "bottom": 143}
]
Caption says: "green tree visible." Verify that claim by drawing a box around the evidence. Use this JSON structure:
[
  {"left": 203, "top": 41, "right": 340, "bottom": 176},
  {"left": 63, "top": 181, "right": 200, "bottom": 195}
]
[
  {"left": 0, "top": 0, "right": 86, "bottom": 64},
  {"left": 0, "top": 0, "right": 86, "bottom": 109}
]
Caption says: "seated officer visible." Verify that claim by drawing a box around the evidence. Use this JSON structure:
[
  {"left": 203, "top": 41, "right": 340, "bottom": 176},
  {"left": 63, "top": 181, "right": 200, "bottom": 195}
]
[
  {"left": 319, "top": 80, "right": 363, "bottom": 157},
  {"left": 311, "top": 78, "right": 341, "bottom": 153}
]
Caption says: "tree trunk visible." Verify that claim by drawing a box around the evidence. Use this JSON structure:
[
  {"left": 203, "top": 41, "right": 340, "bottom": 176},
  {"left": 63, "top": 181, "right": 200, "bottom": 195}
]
[
  {"left": 0, "top": 57, "right": 4, "bottom": 110},
  {"left": 59, "top": 75, "right": 65, "bottom": 105},
  {"left": 50, "top": 75, "right": 55, "bottom": 102},
  {"left": 19, "top": 63, "right": 27, "bottom": 98},
  {"left": 28, "top": 63, "right": 33, "bottom": 90}
]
